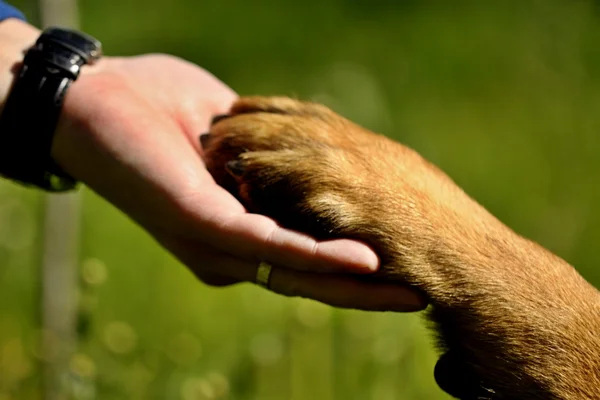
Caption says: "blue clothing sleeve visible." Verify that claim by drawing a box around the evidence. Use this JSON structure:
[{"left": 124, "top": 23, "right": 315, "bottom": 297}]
[{"left": 0, "top": 1, "right": 25, "bottom": 22}]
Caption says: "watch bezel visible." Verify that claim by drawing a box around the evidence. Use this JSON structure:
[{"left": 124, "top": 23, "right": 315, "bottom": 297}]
[{"left": 39, "top": 27, "right": 103, "bottom": 65}]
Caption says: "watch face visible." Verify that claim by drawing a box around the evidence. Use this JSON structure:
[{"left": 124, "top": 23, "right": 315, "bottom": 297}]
[{"left": 40, "top": 27, "right": 103, "bottom": 64}]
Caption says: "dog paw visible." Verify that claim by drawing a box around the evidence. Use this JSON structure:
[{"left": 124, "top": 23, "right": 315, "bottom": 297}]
[
  {"left": 201, "top": 96, "right": 452, "bottom": 267},
  {"left": 202, "top": 96, "right": 381, "bottom": 241},
  {"left": 201, "top": 96, "right": 600, "bottom": 400}
]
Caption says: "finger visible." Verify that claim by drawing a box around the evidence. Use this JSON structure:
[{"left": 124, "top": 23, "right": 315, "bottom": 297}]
[
  {"left": 193, "top": 270, "right": 240, "bottom": 287},
  {"left": 220, "top": 258, "right": 425, "bottom": 311},
  {"left": 156, "top": 234, "right": 425, "bottom": 311},
  {"left": 261, "top": 223, "right": 380, "bottom": 274},
  {"left": 179, "top": 165, "right": 380, "bottom": 275},
  {"left": 267, "top": 266, "right": 427, "bottom": 312},
  {"left": 202, "top": 207, "right": 380, "bottom": 274},
  {"left": 157, "top": 235, "right": 256, "bottom": 283}
]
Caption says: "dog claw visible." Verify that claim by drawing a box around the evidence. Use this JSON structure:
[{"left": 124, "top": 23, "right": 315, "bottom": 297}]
[
  {"left": 199, "top": 133, "right": 212, "bottom": 148},
  {"left": 225, "top": 160, "right": 245, "bottom": 177},
  {"left": 211, "top": 114, "right": 230, "bottom": 125}
]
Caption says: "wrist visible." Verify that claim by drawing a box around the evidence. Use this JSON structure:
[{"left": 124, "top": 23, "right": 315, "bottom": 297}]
[
  {"left": 51, "top": 57, "right": 112, "bottom": 180},
  {"left": 0, "top": 19, "right": 40, "bottom": 113},
  {"left": 0, "top": 24, "right": 103, "bottom": 190}
]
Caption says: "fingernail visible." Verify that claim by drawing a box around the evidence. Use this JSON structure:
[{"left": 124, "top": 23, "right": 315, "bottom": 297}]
[
  {"left": 226, "top": 160, "right": 245, "bottom": 177},
  {"left": 211, "top": 114, "right": 230, "bottom": 125},
  {"left": 199, "top": 133, "right": 212, "bottom": 148}
]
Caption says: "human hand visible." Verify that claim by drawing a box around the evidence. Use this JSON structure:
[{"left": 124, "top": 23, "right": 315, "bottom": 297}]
[
  {"left": 37, "top": 43, "right": 426, "bottom": 311},
  {"left": 0, "top": 19, "right": 425, "bottom": 311}
]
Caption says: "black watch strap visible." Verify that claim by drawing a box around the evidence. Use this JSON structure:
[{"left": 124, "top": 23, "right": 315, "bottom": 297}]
[{"left": 0, "top": 27, "right": 102, "bottom": 192}]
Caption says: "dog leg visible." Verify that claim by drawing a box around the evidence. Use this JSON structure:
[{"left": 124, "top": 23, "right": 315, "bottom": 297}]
[{"left": 203, "top": 96, "right": 600, "bottom": 399}]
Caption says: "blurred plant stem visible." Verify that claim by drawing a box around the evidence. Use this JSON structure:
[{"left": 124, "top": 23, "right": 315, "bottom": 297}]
[{"left": 38, "top": 2, "right": 82, "bottom": 400}]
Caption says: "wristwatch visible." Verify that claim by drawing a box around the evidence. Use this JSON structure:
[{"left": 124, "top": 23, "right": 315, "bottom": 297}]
[{"left": 0, "top": 27, "right": 102, "bottom": 191}]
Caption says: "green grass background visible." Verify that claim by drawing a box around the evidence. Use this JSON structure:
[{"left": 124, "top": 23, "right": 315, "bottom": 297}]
[{"left": 1, "top": 0, "right": 600, "bottom": 398}]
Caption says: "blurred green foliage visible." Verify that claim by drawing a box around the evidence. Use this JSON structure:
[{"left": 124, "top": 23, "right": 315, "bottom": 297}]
[{"left": 1, "top": 0, "right": 600, "bottom": 398}]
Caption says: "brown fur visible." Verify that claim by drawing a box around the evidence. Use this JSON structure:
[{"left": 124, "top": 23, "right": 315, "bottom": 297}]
[{"left": 202, "top": 97, "right": 600, "bottom": 399}]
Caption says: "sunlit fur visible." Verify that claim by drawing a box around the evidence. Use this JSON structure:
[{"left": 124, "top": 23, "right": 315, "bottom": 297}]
[{"left": 203, "top": 97, "right": 600, "bottom": 399}]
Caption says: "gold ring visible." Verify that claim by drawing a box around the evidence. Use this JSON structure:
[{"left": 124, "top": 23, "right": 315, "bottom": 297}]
[{"left": 256, "top": 261, "right": 273, "bottom": 288}]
